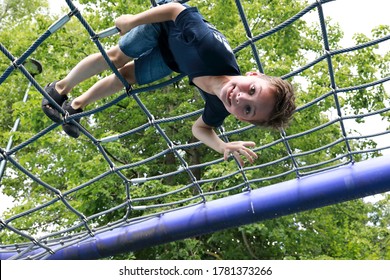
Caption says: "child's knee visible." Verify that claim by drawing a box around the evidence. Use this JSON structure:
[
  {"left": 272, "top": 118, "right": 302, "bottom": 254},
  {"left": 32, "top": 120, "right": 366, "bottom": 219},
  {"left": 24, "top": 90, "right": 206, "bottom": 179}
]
[
  {"left": 108, "top": 47, "right": 131, "bottom": 68},
  {"left": 120, "top": 63, "right": 136, "bottom": 84}
]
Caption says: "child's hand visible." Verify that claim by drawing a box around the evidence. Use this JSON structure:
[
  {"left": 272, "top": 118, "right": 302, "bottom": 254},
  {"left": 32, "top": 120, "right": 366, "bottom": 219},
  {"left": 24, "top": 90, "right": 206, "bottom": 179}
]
[
  {"left": 222, "top": 141, "right": 258, "bottom": 167},
  {"left": 115, "top": 15, "right": 136, "bottom": 35}
]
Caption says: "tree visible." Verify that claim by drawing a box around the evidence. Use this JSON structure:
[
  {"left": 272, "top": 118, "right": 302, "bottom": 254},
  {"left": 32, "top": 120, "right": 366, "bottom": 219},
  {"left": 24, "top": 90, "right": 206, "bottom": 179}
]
[{"left": 0, "top": 0, "right": 389, "bottom": 260}]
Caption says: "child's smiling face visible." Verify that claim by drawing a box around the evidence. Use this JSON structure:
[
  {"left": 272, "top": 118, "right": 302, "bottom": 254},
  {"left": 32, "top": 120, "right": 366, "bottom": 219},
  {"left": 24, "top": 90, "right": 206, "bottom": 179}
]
[{"left": 219, "top": 73, "right": 276, "bottom": 123}]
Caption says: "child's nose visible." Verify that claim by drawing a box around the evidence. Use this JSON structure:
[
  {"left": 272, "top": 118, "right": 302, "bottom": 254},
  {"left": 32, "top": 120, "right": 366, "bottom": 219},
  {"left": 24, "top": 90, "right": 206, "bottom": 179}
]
[
  {"left": 235, "top": 92, "right": 242, "bottom": 104},
  {"left": 236, "top": 92, "right": 248, "bottom": 104}
]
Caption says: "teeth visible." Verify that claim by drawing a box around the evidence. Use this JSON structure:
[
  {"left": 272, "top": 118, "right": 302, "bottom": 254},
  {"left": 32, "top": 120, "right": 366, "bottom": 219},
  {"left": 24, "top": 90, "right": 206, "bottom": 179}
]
[
  {"left": 227, "top": 86, "right": 234, "bottom": 106},
  {"left": 228, "top": 91, "right": 233, "bottom": 106}
]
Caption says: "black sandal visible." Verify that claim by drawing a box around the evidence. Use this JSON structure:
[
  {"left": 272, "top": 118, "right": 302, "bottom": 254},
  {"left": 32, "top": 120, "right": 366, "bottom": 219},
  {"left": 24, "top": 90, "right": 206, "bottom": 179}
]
[
  {"left": 41, "top": 81, "right": 68, "bottom": 123},
  {"left": 61, "top": 100, "right": 83, "bottom": 138}
]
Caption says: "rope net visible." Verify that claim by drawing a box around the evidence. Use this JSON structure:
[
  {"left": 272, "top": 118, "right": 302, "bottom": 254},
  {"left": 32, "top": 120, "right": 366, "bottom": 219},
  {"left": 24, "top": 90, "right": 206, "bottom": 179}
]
[{"left": 0, "top": 0, "right": 389, "bottom": 259}]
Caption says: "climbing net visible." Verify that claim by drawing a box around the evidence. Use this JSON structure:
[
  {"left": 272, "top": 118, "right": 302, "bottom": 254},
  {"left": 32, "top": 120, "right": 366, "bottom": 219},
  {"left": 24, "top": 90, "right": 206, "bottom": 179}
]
[{"left": 0, "top": 0, "right": 389, "bottom": 259}]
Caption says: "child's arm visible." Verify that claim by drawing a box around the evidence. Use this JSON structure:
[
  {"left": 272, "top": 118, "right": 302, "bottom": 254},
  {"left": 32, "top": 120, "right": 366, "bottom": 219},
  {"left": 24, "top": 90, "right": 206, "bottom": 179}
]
[
  {"left": 192, "top": 116, "right": 258, "bottom": 166},
  {"left": 115, "top": 2, "right": 186, "bottom": 35}
]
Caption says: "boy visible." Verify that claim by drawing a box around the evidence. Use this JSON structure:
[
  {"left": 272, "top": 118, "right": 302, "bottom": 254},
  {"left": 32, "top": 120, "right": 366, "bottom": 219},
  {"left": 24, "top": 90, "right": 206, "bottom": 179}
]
[{"left": 42, "top": 1, "right": 295, "bottom": 166}]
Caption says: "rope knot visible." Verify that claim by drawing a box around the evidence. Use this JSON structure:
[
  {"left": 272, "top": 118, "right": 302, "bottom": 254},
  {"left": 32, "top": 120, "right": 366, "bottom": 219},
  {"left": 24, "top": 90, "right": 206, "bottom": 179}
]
[{"left": 148, "top": 115, "right": 156, "bottom": 126}]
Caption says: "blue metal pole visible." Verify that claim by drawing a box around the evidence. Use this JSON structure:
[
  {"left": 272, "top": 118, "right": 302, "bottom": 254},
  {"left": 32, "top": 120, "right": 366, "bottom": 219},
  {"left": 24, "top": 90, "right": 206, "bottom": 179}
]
[{"left": 1, "top": 154, "right": 390, "bottom": 259}]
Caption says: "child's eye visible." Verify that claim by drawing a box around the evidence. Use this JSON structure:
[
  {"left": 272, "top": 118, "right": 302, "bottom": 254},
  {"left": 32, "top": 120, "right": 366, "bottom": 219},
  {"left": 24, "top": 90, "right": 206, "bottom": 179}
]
[{"left": 249, "top": 85, "right": 255, "bottom": 95}]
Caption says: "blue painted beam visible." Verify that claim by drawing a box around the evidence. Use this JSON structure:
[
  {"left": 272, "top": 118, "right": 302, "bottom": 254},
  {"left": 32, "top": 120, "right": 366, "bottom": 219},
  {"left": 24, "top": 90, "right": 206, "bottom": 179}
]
[{"left": 1, "top": 155, "right": 390, "bottom": 259}]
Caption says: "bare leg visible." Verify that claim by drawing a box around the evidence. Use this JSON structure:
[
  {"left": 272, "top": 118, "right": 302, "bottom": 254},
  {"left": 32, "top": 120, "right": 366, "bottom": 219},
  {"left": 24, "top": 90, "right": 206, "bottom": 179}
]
[
  {"left": 43, "top": 45, "right": 136, "bottom": 137},
  {"left": 54, "top": 45, "right": 132, "bottom": 96},
  {"left": 71, "top": 61, "right": 136, "bottom": 109}
]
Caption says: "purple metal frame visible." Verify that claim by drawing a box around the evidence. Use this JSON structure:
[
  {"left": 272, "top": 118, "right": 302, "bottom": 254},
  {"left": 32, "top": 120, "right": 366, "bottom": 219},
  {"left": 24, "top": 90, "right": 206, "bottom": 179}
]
[{"left": 1, "top": 155, "right": 390, "bottom": 259}]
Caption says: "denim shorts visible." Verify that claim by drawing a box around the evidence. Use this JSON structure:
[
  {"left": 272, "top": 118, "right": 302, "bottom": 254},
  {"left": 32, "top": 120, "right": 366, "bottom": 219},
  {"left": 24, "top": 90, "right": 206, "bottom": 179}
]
[{"left": 118, "top": 23, "right": 173, "bottom": 85}]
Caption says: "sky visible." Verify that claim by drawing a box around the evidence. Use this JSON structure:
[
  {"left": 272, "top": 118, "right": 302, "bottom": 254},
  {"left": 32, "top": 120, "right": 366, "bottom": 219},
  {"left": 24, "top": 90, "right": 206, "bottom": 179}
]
[
  {"left": 303, "top": 0, "right": 390, "bottom": 155},
  {"left": 319, "top": 0, "right": 389, "bottom": 45},
  {"left": 0, "top": 0, "right": 389, "bottom": 213}
]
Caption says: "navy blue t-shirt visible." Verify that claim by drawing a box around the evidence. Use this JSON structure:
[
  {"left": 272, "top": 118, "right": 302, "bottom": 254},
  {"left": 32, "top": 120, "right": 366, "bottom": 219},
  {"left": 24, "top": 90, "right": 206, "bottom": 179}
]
[{"left": 162, "top": 7, "right": 241, "bottom": 127}]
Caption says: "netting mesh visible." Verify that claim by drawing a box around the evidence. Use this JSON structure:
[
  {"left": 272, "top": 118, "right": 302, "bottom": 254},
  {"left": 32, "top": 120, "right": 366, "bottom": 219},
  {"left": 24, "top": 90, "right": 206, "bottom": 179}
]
[{"left": 0, "top": 0, "right": 389, "bottom": 259}]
